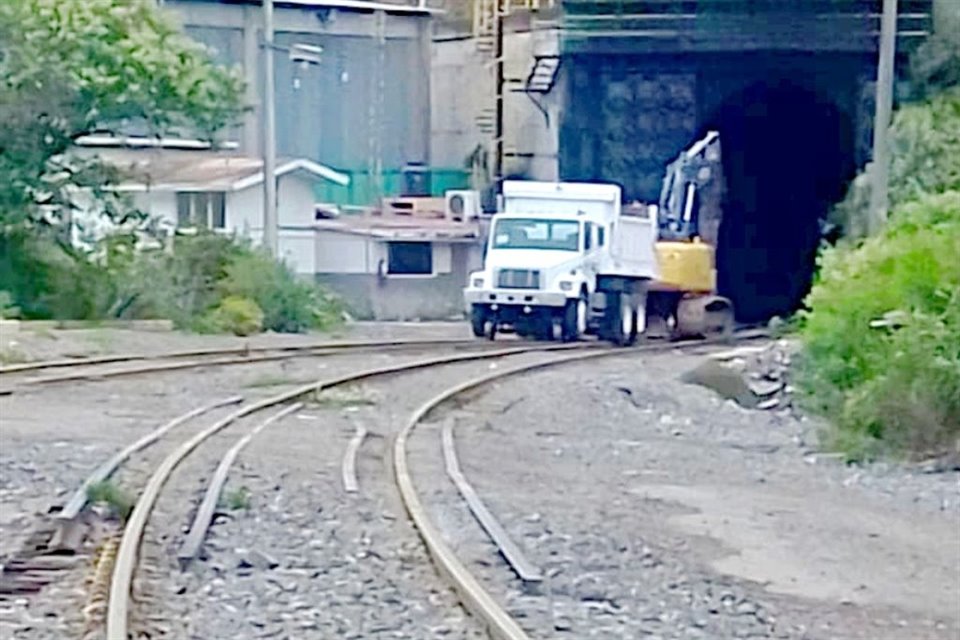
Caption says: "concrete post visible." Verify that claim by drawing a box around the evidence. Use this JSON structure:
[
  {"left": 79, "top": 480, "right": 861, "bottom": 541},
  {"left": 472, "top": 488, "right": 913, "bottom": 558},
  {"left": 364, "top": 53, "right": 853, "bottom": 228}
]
[
  {"left": 263, "top": 0, "right": 279, "bottom": 256},
  {"left": 242, "top": 6, "right": 260, "bottom": 156},
  {"left": 868, "top": 0, "right": 897, "bottom": 236}
]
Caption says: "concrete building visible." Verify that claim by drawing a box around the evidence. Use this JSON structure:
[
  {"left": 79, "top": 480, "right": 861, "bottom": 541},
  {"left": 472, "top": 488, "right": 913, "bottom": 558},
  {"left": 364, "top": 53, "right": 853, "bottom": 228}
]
[
  {"left": 313, "top": 214, "right": 484, "bottom": 320},
  {"left": 162, "top": 0, "right": 460, "bottom": 206}
]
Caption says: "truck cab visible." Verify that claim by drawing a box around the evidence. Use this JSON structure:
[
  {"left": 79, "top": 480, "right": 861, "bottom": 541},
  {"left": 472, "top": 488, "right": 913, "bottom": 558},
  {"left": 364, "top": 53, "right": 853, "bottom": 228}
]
[{"left": 464, "top": 181, "right": 658, "bottom": 344}]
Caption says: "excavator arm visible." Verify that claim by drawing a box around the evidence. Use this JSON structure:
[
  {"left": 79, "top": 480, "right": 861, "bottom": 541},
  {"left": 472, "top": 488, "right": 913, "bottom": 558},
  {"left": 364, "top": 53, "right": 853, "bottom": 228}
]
[{"left": 657, "top": 130, "right": 724, "bottom": 245}]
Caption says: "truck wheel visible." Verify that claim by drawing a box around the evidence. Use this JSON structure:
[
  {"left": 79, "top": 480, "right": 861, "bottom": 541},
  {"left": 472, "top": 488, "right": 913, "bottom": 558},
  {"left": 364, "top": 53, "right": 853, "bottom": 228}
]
[
  {"left": 603, "top": 292, "right": 637, "bottom": 346},
  {"left": 617, "top": 295, "right": 639, "bottom": 346},
  {"left": 470, "top": 305, "right": 487, "bottom": 338},
  {"left": 562, "top": 295, "right": 587, "bottom": 342}
]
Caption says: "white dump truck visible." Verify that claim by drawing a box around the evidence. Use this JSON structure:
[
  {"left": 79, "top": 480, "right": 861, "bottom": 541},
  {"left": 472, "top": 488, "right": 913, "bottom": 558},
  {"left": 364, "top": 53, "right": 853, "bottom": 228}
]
[{"left": 463, "top": 180, "right": 659, "bottom": 345}]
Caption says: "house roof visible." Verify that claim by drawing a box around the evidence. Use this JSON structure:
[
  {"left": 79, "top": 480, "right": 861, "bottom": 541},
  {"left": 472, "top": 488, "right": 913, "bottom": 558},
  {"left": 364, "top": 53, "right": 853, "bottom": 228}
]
[
  {"left": 92, "top": 148, "right": 349, "bottom": 191},
  {"left": 315, "top": 214, "right": 481, "bottom": 242}
]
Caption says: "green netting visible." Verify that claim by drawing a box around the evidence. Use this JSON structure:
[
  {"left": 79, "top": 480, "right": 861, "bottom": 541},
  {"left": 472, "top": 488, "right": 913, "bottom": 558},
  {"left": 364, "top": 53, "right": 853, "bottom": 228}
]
[{"left": 314, "top": 168, "right": 471, "bottom": 207}]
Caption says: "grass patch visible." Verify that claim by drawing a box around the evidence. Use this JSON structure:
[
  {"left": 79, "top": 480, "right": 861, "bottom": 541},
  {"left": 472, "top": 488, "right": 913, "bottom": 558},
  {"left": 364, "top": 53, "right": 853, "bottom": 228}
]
[
  {"left": 243, "top": 374, "right": 312, "bottom": 389},
  {"left": 222, "top": 486, "right": 251, "bottom": 511},
  {"left": 86, "top": 479, "right": 134, "bottom": 522},
  {"left": 0, "top": 347, "right": 28, "bottom": 365},
  {"left": 312, "top": 389, "right": 377, "bottom": 409}
]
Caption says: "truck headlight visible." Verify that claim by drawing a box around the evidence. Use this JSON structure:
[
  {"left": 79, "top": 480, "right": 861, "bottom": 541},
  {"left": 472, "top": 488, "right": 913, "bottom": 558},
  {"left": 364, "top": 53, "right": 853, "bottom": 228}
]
[
  {"left": 558, "top": 280, "right": 574, "bottom": 292},
  {"left": 472, "top": 277, "right": 484, "bottom": 288}
]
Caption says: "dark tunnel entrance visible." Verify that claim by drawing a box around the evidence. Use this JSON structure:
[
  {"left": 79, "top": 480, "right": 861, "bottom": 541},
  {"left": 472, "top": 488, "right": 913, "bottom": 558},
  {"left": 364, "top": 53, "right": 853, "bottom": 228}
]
[{"left": 707, "top": 81, "right": 856, "bottom": 323}]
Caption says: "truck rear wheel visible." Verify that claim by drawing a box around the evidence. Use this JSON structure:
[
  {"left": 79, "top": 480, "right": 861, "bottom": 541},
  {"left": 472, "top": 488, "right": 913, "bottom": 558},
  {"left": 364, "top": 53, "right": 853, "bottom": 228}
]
[{"left": 604, "top": 292, "right": 638, "bottom": 346}]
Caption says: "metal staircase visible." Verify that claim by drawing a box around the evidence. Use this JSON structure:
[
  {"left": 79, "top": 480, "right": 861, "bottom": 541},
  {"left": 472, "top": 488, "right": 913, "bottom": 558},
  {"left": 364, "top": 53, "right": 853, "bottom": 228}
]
[{"left": 471, "top": 0, "right": 555, "bottom": 183}]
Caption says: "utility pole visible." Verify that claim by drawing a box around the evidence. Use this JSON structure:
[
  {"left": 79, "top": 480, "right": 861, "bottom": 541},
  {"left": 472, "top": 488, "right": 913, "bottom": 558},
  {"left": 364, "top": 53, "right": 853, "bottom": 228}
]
[
  {"left": 868, "top": 0, "right": 897, "bottom": 235},
  {"left": 262, "top": 0, "right": 279, "bottom": 256},
  {"left": 493, "top": 0, "right": 505, "bottom": 194}
]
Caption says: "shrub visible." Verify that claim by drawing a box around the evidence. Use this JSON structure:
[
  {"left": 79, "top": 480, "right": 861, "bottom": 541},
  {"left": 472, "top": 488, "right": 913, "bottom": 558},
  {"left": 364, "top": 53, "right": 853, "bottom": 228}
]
[
  {"left": 830, "top": 87, "right": 960, "bottom": 238},
  {"left": 1, "top": 228, "right": 343, "bottom": 335},
  {"left": 201, "top": 295, "right": 264, "bottom": 336},
  {"left": 219, "top": 250, "right": 343, "bottom": 333},
  {"left": 799, "top": 191, "right": 960, "bottom": 460}
]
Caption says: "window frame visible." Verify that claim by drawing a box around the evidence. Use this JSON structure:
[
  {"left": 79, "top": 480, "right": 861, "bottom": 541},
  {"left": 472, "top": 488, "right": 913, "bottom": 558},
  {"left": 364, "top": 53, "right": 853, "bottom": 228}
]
[
  {"left": 385, "top": 241, "right": 434, "bottom": 277},
  {"left": 174, "top": 191, "right": 227, "bottom": 230}
]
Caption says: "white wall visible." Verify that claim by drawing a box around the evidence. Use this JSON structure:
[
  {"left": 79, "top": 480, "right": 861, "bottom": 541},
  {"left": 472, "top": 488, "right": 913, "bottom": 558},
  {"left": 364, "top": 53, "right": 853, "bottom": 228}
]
[
  {"left": 316, "top": 232, "right": 374, "bottom": 274},
  {"left": 133, "top": 191, "right": 177, "bottom": 225},
  {"left": 71, "top": 172, "right": 324, "bottom": 277},
  {"left": 314, "top": 232, "right": 456, "bottom": 277},
  {"left": 224, "top": 173, "right": 320, "bottom": 275},
  {"left": 280, "top": 229, "right": 317, "bottom": 275}
]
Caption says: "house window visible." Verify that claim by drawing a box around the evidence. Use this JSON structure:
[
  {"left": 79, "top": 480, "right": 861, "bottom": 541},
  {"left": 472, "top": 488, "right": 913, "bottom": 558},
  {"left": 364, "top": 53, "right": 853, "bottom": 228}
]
[
  {"left": 387, "top": 242, "right": 433, "bottom": 275},
  {"left": 176, "top": 192, "right": 226, "bottom": 229}
]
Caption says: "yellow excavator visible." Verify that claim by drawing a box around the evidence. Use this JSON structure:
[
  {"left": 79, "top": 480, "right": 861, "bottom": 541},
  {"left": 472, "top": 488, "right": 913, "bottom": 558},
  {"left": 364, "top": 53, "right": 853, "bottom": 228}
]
[{"left": 645, "top": 131, "right": 736, "bottom": 339}]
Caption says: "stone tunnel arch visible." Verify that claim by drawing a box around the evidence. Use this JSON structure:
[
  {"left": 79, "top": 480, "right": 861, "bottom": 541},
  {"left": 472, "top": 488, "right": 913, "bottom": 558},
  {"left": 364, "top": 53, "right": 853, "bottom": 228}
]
[{"left": 704, "top": 80, "right": 858, "bottom": 323}]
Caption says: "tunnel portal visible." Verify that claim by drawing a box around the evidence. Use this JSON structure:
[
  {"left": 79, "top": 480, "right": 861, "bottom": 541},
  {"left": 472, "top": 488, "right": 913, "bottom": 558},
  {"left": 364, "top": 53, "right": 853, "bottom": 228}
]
[
  {"left": 560, "top": 57, "right": 864, "bottom": 323},
  {"left": 708, "top": 81, "right": 857, "bottom": 322}
]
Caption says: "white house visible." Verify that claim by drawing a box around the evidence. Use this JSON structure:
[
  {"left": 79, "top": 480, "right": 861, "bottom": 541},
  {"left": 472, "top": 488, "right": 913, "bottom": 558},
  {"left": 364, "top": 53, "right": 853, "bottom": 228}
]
[
  {"left": 75, "top": 144, "right": 349, "bottom": 275},
  {"left": 313, "top": 214, "right": 485, "bottom": 321}
]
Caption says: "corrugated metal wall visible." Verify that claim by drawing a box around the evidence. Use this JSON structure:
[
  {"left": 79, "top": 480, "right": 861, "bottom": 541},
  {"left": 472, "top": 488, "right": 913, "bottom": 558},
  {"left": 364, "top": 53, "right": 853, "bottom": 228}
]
[{"left": 173, "top": 2, "right": 456, "bottom": 205}]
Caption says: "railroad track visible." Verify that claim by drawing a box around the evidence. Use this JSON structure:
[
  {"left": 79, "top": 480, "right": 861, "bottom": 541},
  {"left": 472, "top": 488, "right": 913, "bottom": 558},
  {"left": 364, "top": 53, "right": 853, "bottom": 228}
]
[
  {"left": 0, "top": 337, "right": 503, "bottom": 390},
  {"left": 2, "top": 331, "right": 766, "bottom": 638}
]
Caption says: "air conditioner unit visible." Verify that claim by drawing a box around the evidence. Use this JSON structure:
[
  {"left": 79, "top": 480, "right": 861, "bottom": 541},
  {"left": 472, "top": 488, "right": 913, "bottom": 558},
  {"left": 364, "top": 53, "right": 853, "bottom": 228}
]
[{"left": 444, "top": 190, "right": 481, "bottom": 222}]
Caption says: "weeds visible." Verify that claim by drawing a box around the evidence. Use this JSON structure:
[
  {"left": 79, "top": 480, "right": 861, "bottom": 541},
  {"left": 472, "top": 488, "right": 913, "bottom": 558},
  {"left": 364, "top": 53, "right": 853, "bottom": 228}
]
[
  {"left": 86, "top": 480, "right": 134, "bottom": 522},
  {"left": 243, "top": 374, "right": 310, "bottom": 389},
  {"left": 0, "top": 231, "right": 344, "bottom": 336},
  {"left": 0, "top": 347, "right": 28, "bottom": 365},
  {"left": 223, "top": 486, "right": 251, "bottom": 511},
  {"left": 312, "top": 389, "right": 376, "bottom": 409},
  {"left": 800, "top": 191, "right": 960, "bottom": 461}
]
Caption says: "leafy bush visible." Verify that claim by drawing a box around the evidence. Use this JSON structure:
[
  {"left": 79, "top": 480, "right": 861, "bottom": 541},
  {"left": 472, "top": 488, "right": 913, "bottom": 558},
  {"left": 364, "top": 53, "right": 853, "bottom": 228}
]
[
  {"left": 831, "top": 87, "right": 960, "bottom": 237},
  {"left": 201, "top": 296, "right": 264, "bottom": 337},
  {"left": 0, "top": 290, "right": 20, "bottom": 319},
  {"left": 0, "top": 230, "right": 343, "bottom": 335},
  {"left": 220, "top": 250, "right": 344, "bottom": 333},
  {"left": 799, "top": 191, "right": 960, "bottom": 460}
]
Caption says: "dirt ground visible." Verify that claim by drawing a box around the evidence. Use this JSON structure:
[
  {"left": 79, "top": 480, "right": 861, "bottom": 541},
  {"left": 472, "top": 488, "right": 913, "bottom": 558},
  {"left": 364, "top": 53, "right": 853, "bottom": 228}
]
[{"left": 0, "top": 324, "right": 957, "bottom": 639}]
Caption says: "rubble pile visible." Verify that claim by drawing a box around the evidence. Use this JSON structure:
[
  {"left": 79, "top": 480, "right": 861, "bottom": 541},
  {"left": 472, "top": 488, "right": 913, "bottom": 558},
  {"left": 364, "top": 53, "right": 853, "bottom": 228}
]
[{"left": 709, "top": 339, "right": 800, "bottom": 412}]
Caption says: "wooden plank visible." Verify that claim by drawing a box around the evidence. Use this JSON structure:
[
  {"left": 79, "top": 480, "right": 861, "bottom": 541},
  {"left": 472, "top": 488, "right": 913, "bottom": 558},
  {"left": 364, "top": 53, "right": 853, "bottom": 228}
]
[{"left": 342, "top": 425, "right": 368, "bottom": 494}]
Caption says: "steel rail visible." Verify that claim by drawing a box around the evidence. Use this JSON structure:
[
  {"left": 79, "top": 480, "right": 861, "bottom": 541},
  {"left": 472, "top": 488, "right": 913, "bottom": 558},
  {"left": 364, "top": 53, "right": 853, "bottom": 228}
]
[
  {"left": 177, "top": 402, "right": 304, "bottom": 566},
  {"left": 106, "top": 331, "right": 767, "bottom": 638},
  {"left": 393, "top": 332, "right": 769, "bottom": 640},
  {"left": 441, "top": 421, "right": 542, "bottom": 584},
  {"left": 105, "top": 341, "right": 587, "bottom": 639},
  {"left": 57, "top": 396, "right": 245, "bottom": 523},
  {"left": 0, "top": 337, "right": 485, "bottom": 377}
]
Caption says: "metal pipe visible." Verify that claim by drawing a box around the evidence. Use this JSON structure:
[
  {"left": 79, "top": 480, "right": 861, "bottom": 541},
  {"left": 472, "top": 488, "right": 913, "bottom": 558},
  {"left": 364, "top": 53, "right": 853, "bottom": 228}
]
[
  {"left": 868, "top": 0, "right": 898, "bottom": 235},
  {"left": 263, "top": 0, "right": 279, "bottom": 256}
]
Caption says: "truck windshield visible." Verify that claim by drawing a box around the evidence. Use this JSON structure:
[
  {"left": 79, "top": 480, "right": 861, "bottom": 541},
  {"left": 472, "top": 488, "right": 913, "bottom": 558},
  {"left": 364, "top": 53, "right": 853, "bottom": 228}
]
[{"left": 492, "top": 218, "right": 580, "bottom": 251}]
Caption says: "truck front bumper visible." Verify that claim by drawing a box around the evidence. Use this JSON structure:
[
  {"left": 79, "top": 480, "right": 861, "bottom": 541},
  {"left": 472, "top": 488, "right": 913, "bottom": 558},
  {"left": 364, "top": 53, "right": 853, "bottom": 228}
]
[{"left": 464, "top": 289, "right": 568, "bottom": 308}]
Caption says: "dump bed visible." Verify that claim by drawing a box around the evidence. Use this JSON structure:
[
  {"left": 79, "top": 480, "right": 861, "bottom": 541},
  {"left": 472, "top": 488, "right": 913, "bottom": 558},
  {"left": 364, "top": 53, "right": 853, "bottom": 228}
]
[
  {"left": 606, "top": 210, "right": 659, "bottom": 280},
  {"left": 502, "top": 181, "right": 620, "bottom": 226}
]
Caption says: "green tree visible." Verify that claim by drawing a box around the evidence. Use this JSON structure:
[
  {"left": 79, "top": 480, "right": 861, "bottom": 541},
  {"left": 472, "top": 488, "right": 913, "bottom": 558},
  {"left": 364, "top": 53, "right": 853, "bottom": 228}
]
[{"left": 0, "top": 0, "right": 244, "bottom": 231}]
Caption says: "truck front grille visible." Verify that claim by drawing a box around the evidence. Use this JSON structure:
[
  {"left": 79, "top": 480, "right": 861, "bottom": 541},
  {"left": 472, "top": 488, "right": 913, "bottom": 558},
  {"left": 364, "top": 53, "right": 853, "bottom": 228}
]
[{"left": 497, "top": 269, "right": 541, "bottom": 289}]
